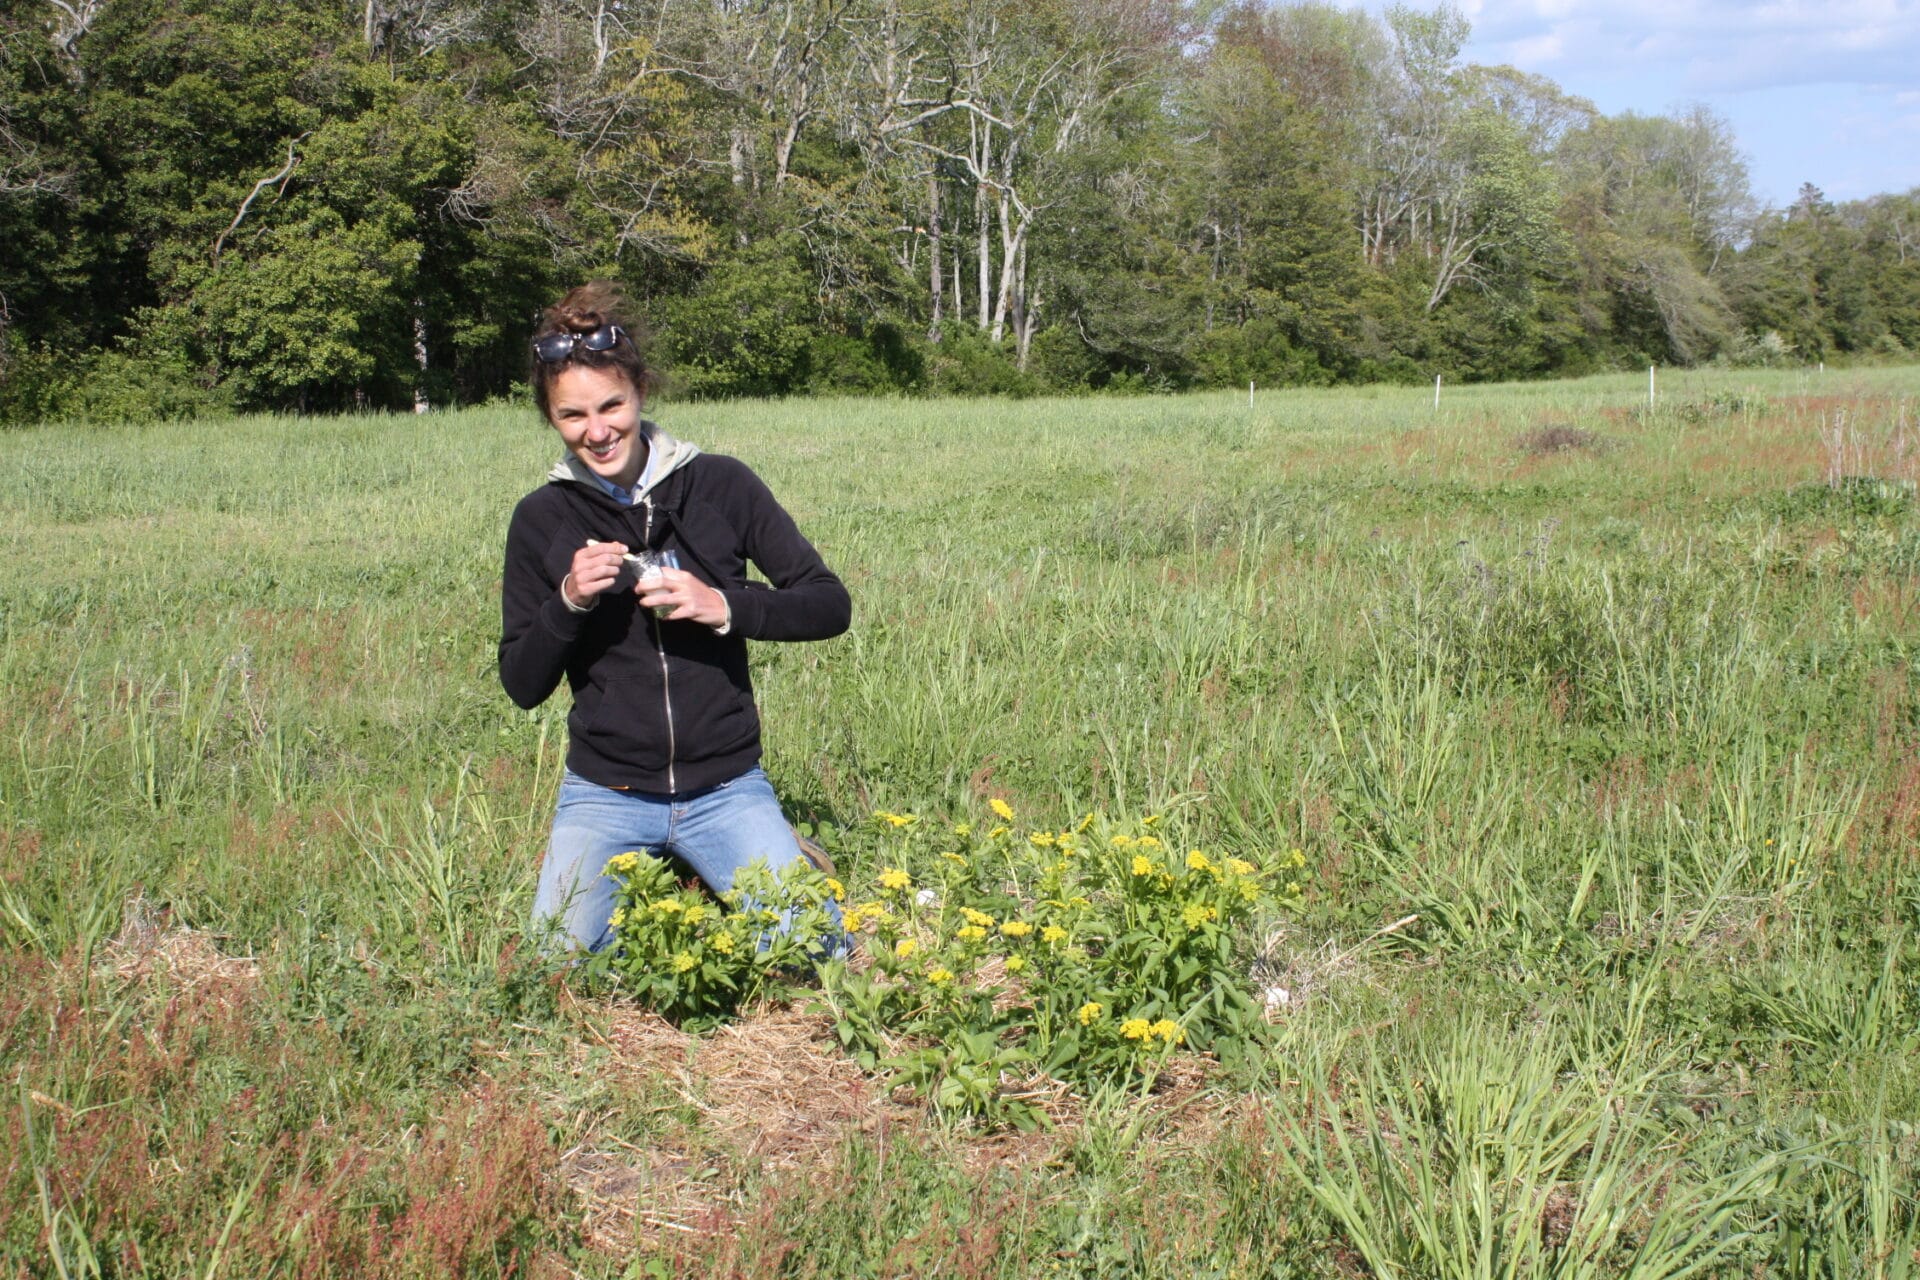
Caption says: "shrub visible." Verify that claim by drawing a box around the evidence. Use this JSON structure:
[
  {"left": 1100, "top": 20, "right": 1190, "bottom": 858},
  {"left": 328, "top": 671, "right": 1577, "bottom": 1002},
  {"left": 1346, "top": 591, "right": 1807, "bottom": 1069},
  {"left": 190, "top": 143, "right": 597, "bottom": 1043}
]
[
  {"left": 0, "top": 344, "right": 230, "bottom": 426},
  {"left": 1188, "top": 316, "right": 1335, "bottom": 389},
  {"left": 662, "top": 235, "right": 816, "bottom": 398},
  {"left": 923, "top": 327, "right": 1037, "bottom": 398},
  {"left": 803, "top": 324, "right": 924, "bottom": 396},
  {"left": 1722, "top": 329, "right": 1793, "bottom": 368}
]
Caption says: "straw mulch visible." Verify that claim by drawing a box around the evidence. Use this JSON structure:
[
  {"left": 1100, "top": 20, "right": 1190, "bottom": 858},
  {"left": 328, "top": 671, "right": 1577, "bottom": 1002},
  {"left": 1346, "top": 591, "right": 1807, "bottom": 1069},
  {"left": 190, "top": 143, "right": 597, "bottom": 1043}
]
[
  {"left": 562, "top": 1002, "right": 909, "bottom": 1249},
  {"left": 558, "top": 993, "right": 1126, "bottom": 1252},
  {"left": 97, "top": 895, "right": 261, "bottom": 995}
]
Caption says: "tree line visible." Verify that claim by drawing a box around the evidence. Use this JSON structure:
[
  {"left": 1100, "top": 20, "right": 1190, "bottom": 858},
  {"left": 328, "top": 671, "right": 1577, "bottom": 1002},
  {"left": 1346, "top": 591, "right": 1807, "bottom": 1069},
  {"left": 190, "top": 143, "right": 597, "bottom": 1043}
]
[{"left": 1, "top": 0, "right": 1916, "bottom": 420}]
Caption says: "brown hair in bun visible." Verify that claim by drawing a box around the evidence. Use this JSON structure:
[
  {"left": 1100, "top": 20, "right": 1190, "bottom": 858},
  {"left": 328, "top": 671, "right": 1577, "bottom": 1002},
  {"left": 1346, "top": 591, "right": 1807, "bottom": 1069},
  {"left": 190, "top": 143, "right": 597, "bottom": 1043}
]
[{"left": 529, "top": 281, "right": 656, "bottom": 420}]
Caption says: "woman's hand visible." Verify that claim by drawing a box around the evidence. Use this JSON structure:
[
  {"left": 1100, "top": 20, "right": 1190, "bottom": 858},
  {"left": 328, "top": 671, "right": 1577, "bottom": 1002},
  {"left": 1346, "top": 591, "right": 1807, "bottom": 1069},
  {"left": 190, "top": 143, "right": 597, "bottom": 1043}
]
[
  {"left": 563, "top": 541, "right": 628, "bottom": 609},
  {"left": 638, "top": 566, "right": 730, "bottom": 628}
]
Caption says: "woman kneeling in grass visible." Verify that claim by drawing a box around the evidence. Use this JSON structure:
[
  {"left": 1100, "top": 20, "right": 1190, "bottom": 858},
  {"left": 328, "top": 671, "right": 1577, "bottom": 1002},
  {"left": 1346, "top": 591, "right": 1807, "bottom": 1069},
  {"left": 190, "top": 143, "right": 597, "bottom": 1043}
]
[{"left": 498, "top": 282, "right": 851, "bottom": 952}]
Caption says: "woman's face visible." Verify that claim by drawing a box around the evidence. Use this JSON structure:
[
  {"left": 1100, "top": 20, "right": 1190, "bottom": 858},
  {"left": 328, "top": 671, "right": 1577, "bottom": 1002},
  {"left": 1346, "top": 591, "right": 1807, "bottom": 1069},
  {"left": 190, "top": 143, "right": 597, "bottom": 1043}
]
[{"left": 546, "top": 363, "right": 645, "bottom": 488}]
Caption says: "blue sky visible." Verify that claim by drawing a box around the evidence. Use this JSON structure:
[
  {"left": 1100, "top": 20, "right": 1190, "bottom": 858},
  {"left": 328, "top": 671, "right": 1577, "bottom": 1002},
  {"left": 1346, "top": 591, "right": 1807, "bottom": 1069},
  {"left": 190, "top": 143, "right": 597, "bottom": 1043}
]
[{"left": 1362, "top": 0, "right": 1920, "bottom": 207}]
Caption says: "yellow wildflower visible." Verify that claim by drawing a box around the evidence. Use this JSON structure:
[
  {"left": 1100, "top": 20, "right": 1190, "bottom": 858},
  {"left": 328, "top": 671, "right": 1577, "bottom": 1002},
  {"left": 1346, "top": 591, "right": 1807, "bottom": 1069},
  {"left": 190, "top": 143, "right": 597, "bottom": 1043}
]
[
  {"left": 1077, "top": 813, "right": 1096, "bottom": 832},
  {"left": 987, "top": 825, "right": 1009, "bottom": 839},
  {"left": 711, "top": 932, "right": 735, "bottom": 954},
  {"left": 842, "top": 909, "right": 867, "bottom": 933},
  {"left": 879, "top": 867, "right": 912, "bottom": 892},
  {"left": 1142, "top": 814, "right": 1162, "bottom": 826},
  {"left": 1120, "top": 1018, "right": 1153, "bottom": 1040},
  {"left": 608, "top": 908, "right": 626, "bottom": 928},
  {"left": 855, "top": 901, "right": 891, "bottom": 924},
  {"left": 894, "top": 938, "right": 917, "bottom": 958},
  {"left": 1110, "top": 834, "right": 1135, "bottom": 847},
  {"left": 1000, "top": 920, "right": 1033, "bottom": 938},
  {"left": 671, "top": 951, "right": 697, "bottom": 973},
  {"left": 681, "top": 903, "right": 708, "bottom": 926},
  {"left": 1287, "top": 881, "right": 1302, "bottom": 895},
  {"left": 1029, "top": 831, "right": 1056, "bottom": 848},
  {"left": 961, "top": 907, "right": 995, "bottom": 927},
  {"left": 1068, "top": 896, "right": 1092, "bottom": 910},
  {"left": 952, "top": 823, "right": 973, "bottom": 837},
  {"left": 1131, "top": 855, "right": 1154, "bottom": 877},
  {"left": 651, "top": 899, "right": 684, "bottom": 917},
  {"left": 1181, "top": 903, "right": 1218, "bottom": 929},
  {"left": 1137, "top": 835, "right": 1162, "bottom": 849},
  {"left": 1077, "top": 1002, "right": 1105, "bottom": 1025},
  {"left": 605, "top": 852, "right": 643, "bottom": 876},
  {"left": 1151, "top": 1019, "right": 1184, "bottom": 1044},
  {"left": 1042, "top": 925, "right": 1068, "bottom": 945},
  {"left": 1186, "top": 850, "right": 1214, "bottom": 872},
  {"left": 956, "top": 925, "right": 988, "bottom": 942},
  {"left": 941, "top": 852, "right": 968, "bottom": 865},
  {"left": 927, "top": 967, "right": 954, "bottom": 985},
  {"left": 1005, "top": 955, "right": 1026, "bottom": 973},
  {"left": 1226, "top": 858, "right": 1257, "bottom": 877},
  {"left": 989, "top": 798, "right": 1015, "bottom": 821},
  {"left": 874, "top": 810, "right": 916, "bottom": 828},
  {"left": 826, "top": 877, "right": 845, "bottom": 899},
  {"left": 1290, "top": 848, "right": 1307, "bottom": 868}
]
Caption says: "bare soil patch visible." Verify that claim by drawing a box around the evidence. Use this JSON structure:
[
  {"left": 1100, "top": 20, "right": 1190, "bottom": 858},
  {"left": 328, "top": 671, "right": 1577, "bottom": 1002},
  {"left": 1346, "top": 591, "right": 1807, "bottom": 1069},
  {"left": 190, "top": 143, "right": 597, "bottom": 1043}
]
[{"left": 1515, "top": 424, "right": 1613, "bottom": 457}]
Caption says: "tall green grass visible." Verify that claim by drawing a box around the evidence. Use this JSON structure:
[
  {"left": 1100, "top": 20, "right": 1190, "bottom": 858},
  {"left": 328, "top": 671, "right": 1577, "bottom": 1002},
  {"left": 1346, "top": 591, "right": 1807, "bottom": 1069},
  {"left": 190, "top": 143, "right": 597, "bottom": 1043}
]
[{"left": 2, "top": 365, "right": 1918, "bottom": 1275}]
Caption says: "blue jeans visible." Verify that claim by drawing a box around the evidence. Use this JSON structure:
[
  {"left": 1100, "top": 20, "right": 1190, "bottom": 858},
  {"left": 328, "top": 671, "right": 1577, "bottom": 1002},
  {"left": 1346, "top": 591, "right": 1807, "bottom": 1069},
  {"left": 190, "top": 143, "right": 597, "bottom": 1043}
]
[{"left": 531, "top": 766, "right": 815, "bottom": 953}]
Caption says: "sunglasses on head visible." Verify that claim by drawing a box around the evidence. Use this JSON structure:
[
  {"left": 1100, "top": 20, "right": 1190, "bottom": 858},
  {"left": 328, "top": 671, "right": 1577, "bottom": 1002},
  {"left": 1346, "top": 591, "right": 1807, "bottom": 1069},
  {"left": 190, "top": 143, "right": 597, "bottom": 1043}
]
[{"left": 533, "top": 324, "right": 628, "bottom": 363}]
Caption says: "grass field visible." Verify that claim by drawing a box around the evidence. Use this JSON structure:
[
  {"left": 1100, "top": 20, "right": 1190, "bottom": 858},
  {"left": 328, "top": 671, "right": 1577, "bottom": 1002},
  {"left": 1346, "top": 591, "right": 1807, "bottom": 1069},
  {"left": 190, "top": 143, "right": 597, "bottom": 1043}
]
[{"left": 3, "top": 365, "right": 1919, "bottom": 1277}]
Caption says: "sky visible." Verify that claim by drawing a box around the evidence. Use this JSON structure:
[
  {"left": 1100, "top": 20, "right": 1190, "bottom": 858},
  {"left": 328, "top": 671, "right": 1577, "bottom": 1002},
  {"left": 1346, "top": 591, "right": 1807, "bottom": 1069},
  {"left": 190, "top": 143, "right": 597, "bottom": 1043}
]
[{"left": 1359, "top": 0, "right": 1920, "bottom": 208}]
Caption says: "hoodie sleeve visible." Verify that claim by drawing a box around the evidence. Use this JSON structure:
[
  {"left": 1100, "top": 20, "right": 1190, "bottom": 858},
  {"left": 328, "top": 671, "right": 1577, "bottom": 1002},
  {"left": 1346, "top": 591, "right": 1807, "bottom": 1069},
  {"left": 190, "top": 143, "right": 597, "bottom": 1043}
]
[
  {"left": 709, "top": 460, "right": 852, "bottom": 643},
  {"left": 498, "top": 492, "right": 592, "bottom": 708}
]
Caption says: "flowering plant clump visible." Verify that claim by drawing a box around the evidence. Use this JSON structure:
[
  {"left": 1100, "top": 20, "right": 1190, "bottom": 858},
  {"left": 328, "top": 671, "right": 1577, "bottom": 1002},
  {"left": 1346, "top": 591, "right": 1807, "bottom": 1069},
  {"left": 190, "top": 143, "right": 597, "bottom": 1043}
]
[
  {"left": 817, "top": 804, "right": 1305, "bottom": 1126},
  {"left": 596, "top": 852, "right": 838, "bottom": 1028}
]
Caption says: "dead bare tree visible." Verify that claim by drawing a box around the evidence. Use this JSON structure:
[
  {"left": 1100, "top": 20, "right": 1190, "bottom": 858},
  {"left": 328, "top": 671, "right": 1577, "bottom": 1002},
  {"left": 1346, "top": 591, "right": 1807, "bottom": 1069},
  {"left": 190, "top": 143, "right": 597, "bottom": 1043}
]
[
  {"left": 846, "top": 0, "right": 1176, "bottom": 358},
  {"left": 45, "top": 0, "right": 101, "bottom": 65},
  {"left": 363, "top": 0, "right": 485, "bottom": 57},
  {"left": 211, "top": 137, "right": 303, "bottom": 266},
  {"left": 518, "top": 0, "right": 711, "bottom": 261}
]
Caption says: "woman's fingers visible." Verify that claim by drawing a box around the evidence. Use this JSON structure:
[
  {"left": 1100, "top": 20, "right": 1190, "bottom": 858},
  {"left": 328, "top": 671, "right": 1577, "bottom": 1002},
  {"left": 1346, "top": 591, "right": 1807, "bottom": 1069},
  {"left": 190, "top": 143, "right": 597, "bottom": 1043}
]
[
  {"left": 638, "top": 568, "right": 725, "bottom": 626},
  {"left": 568, "top": 542, "right": 628, "bottom": 600}
]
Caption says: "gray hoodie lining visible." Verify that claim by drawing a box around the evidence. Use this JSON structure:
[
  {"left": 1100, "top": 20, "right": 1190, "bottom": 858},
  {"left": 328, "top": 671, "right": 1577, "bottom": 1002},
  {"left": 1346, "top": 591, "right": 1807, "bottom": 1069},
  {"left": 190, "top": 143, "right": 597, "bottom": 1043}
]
[{"left": 546, "top": 419, "right": 701, "bottom": 501}]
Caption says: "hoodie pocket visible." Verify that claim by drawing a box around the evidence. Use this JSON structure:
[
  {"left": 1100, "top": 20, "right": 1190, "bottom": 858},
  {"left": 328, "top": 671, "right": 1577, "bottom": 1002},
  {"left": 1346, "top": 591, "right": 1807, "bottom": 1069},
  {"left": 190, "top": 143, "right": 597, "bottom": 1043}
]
[
  {"left": 676, "top": 670, "right": 760, "bottom": 765},
  {"left": 580, "top": 677, "right": 672, "bottom": 774}
]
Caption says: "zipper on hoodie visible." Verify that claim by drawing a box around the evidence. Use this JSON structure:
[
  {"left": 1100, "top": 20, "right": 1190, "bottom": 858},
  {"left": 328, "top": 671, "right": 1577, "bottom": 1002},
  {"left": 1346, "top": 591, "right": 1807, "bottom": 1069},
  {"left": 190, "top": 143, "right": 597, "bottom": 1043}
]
[{"left": 643, "top": 495, "right": 678, "bottom": 793}]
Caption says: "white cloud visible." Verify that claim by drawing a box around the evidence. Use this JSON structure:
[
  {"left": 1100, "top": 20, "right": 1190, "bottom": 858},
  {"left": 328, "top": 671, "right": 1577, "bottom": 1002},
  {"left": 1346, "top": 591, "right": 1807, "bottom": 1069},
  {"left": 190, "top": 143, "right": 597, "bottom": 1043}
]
[
  {"left": 1446, "top": 0, "right": 1920, "bottom": 92},
  {"left": 1505, "top": 32, "right": 1566, "bottom": 64}
]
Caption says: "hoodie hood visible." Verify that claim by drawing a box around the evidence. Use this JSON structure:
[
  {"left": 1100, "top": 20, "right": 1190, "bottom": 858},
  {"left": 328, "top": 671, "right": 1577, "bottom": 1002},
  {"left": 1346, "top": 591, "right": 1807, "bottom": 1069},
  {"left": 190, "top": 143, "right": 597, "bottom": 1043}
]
[{"left": 547, "top": 419, "right": 701, "bottom": 501}]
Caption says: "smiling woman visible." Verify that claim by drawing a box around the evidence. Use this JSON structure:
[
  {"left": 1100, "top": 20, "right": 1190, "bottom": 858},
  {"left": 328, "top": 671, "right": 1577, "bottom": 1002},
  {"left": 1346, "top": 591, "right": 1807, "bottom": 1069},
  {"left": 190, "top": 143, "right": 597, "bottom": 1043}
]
[{"left": 498, "top": 283, "right": 853, "bottom": 954}]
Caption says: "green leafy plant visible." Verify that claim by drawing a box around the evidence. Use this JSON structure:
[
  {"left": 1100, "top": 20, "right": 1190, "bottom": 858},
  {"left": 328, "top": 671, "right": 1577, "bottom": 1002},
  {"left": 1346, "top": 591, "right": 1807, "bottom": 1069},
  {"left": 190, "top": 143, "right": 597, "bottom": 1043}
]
[
  {"left": 595, "top": 855, "right": 839, "bottom": 1029},
  {"left": 816, "top": 803, "right": 1297, "bottom": 1124}
]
